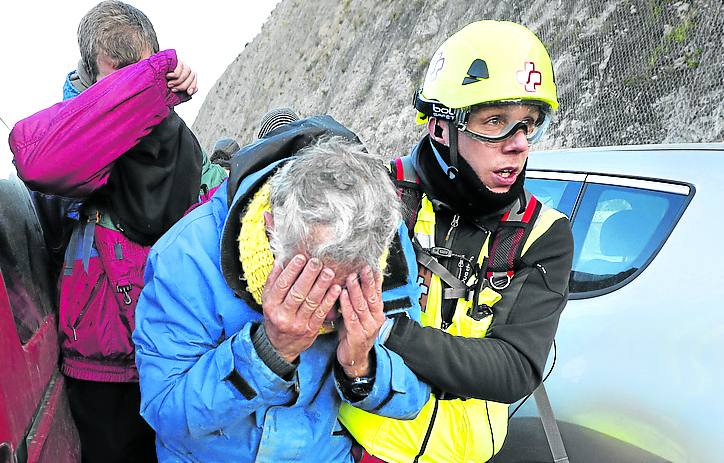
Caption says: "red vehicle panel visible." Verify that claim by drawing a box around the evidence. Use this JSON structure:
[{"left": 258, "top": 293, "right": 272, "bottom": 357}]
[{"left": 1, "top": 121, "right": 80, "bottom": 462}]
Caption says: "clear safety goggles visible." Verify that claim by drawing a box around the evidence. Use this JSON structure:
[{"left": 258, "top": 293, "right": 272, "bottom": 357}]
[
  {"left": 461, "top": 110, "right": 552, "bottom": 144},
  {"left": 455, "top": 100, "right": 553, "bottom": 143}
]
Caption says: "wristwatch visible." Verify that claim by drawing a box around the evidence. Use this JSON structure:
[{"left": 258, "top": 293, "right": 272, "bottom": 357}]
[
  {"left": 336, "top": 363, "right": 375, "bottom": 402},
  {"left": 347, "top": 375, "right": 375, "bottom": 398}
]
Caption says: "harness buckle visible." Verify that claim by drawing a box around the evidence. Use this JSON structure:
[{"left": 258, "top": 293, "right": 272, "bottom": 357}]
[
  {"left": 466, "top": 289, "right": 476, "bottom": 301},
  {"left": 467, "top": 304, "right": 493, "bottom": 321},
  {"left": 87, "top": 210, "right": 101, "bottom": 224},
  {"left": 430, "top": 246, "right": 453, "bottom": 258},
  {"left": 489, "top": 273, "right": 512, "bottom": 290}
]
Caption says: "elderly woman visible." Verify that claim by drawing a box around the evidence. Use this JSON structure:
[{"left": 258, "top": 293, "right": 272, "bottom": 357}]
[{"left": 133, "top": 118, "right": 429, "bottom": 463}]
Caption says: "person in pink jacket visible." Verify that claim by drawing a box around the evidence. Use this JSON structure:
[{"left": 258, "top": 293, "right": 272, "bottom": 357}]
[{"left": 9, "top": 2, "right": 226, "bottom": 462}]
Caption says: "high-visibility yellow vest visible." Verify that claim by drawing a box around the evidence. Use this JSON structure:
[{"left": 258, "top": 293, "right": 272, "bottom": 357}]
[{"left": 339, "top": 193, "right": 565, "bottom": 463}]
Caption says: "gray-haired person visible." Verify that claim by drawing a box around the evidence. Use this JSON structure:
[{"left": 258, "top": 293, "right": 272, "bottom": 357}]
[{"left": 133, "top": 119, "right": 429, "bottom": 462}]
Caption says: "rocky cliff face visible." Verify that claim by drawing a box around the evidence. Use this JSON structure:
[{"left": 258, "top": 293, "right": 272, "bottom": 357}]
[{"left": 193, "top": 0, "right": 724, "bottom": 155}]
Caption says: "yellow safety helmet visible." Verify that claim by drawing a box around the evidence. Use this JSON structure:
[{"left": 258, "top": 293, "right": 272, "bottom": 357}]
[{"left": 414, "top": 20, "right": 558, "bottom": 142}]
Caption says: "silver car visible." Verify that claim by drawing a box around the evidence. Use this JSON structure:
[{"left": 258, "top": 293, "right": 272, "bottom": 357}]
[{"left": 496, "top": 143, "right": 724, "bottom": 463}]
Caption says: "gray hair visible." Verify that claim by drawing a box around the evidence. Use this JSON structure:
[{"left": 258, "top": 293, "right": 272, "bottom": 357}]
[
  {"left": 78, "top": 1, "right": 160, "bottom": 82},
  {"left": 268, "top": 136, "right": 402, "bottom": 271}
]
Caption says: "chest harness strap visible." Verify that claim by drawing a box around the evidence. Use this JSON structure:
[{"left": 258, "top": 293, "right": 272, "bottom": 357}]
[
  {"left": 486, "top": 192, "right": 541, "bottom": 290},
  {"left": 390, "top": 156, "right": 540, "bottom": 297}
]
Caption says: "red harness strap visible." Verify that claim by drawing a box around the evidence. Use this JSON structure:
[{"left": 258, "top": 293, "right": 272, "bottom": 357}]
[
  {"left": 359, "top": 450, "right": 387, "bottom": 463},
  {"left": 486, "top": 194, "right": 541, "bottom": 289},
  {"left": 352, "top": 443, "right": 388, "bottom": 463},
  {"left": 391, "top": 156, "right": 422, "bottom": 237}
]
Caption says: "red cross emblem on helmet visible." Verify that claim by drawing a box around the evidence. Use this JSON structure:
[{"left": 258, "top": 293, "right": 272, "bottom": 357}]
[{"left": 516, "top": 62, "right": 542, "bottom": 93}]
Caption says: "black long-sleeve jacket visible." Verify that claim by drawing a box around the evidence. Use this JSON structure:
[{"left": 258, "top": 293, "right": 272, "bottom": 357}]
[{"left": 384, "top": 138, "right": 574, "bottom": 404}]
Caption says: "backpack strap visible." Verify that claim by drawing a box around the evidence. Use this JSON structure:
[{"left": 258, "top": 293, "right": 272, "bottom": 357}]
[
  {"left": 391, "top": 158, "right": 543, "bottom": 298},
  {"left": 390, "top": 156, "right": 422, "bottom": 236},
  {"left": 486, "top": 191, "right": 542, "bottom": 290},
  {"left": 412, "top": 241, "right": 469, "bottom": 300},
  {"left": 391, "top": 156, "right": 469, "bottom": 300},
  {"left": 63, "top": 205, "right": 101, "bottom": 275},
  {"left": 63, "top": 222, "right": 81, "bottom": 276}
]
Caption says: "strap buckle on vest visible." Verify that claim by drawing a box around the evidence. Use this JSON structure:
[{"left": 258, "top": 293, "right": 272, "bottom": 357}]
[
  {"left": 467, "top": 303, "right": 493, "bottom": 321},
  {"left": 414, "top": 241, "right": 470, "bottom": 301},
  {"left": 488, "top": 271, "right": 512, "bottom": 290},
  {"left": 116, "top": 284, "right": 133, "bottom": 305},
  {"left": 87, "top": 209, "right": 101, "bottom": 224},
  {"left": 442, "top": 287, "right": 473, "bottom": 300},
  {"left": 430, "top": 246, "right": 458, "bottom": 258}
]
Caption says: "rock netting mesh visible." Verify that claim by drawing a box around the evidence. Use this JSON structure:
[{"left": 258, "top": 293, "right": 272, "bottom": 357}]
[{"left": 194, "top": 0, "right": 724, "bottom": 154}]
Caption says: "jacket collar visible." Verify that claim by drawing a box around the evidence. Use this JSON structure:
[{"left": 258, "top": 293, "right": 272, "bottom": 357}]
[{"left": 220, "top": 115, "right": 362, "bottom": 299}]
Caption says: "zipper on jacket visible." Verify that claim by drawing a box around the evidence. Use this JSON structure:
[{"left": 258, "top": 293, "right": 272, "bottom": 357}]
[
  {"left": 444, "top": 214, "right": 460, "bottom": 241},
  {"left": 535, "top": 263, "right": 564, "bottom": 297},
  {"left": 440, "top": 214, "right": 461, "bottom": 330},
  {"left": 70, "top": 273, "right": 105, "bottom": 341},
  {"left": 413, "top": 396, "right": 439, "bottom": 463}
]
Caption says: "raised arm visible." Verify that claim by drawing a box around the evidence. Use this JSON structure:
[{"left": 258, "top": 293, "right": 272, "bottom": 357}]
[
  {"left": 384, "top": 217, "right": 574, "bottom": 403},
  {"left": 10, "top": 49, "right": 188, "bottom": 197}
]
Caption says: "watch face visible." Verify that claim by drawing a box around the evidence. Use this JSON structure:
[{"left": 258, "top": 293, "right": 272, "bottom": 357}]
[
  {"left": 349, "top": 377, "right": 374, "bottom": 396},
  {"left": 350, "top": 383, "right": 372, "bottom": 396}
]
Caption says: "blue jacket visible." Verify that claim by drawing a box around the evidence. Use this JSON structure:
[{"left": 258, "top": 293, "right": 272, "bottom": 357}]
[{"left": 133, "top": 126, "right": 429, "bottom": 462}]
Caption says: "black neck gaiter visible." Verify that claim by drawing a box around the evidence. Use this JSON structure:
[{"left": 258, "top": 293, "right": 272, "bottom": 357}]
[
  {"left": 415, "top": 137, "right": 525, "bottom": 218},
  {"left": 93, "top": 111, "right": 203, "bottom": 245}
]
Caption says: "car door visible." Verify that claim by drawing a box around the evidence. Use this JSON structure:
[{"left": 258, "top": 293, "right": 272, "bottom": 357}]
[
  {"left": 495, "top": 167, "right": 694, "bottom": 462},
  {"left": 0, "top": 120, "right": 80, "bottom": 463}
]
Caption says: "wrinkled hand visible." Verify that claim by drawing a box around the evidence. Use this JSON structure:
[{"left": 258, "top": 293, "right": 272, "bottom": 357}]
[
  {"left": 336, "top": 266, "right": 385, "bottom": 378},
  {"left": 262, "top": 255, "right": 341, "bottom": 363},
  {"left": 166, "top": 59, "right": 198, "bottom": 96}
]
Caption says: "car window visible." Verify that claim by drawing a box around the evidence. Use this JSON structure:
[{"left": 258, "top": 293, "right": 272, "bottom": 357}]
[
  {"left": 0, "top": 126, "right": 56, "bottom": 344},
  {"left": 525, "top": 178, "right": 582, "bottom": 217},
  {"left": 569, "top": 182, "right": 689, "bottom": 297}
]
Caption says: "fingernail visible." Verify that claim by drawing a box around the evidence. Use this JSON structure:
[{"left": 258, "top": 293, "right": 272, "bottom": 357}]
[
  {"left": 322, "top": 268, "right": 334, "bottom": 279},
  {"left": 309, "top": 258, "right": 321, "bottom": 270},
  {"left": 348, "top": 273, "right": 358, "bottom": 285},
  {"left": 330, "top": 284, "right": 341, "bottom": 295},
  {"left": 293, "top": 254, "right": 306, "bottom": 266}
]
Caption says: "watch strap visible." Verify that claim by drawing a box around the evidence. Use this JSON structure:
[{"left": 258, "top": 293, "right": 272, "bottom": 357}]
[{"left": 335, "top": 361, "right": 375, "bottom": 402}]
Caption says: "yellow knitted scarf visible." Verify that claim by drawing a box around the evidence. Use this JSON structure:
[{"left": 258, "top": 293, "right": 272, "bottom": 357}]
[{"left": 238, "top": 181, "right": 275, "bottom": 306}]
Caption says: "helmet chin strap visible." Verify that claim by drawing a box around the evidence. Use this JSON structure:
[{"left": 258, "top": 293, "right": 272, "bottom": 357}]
[
  {"left": 446, "top": 120, "right": 460, "bottom": 180},
  {"left": 430, "top": 133, "right": 453, "bottom": 180},
  {"left": 430, "top": 119, "right": 461, "bottom": 180}
]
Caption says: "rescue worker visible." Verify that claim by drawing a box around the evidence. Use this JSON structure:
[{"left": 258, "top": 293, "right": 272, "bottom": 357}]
[{"left": 339, "top": 20, "right": 574, "bottom": 463}]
